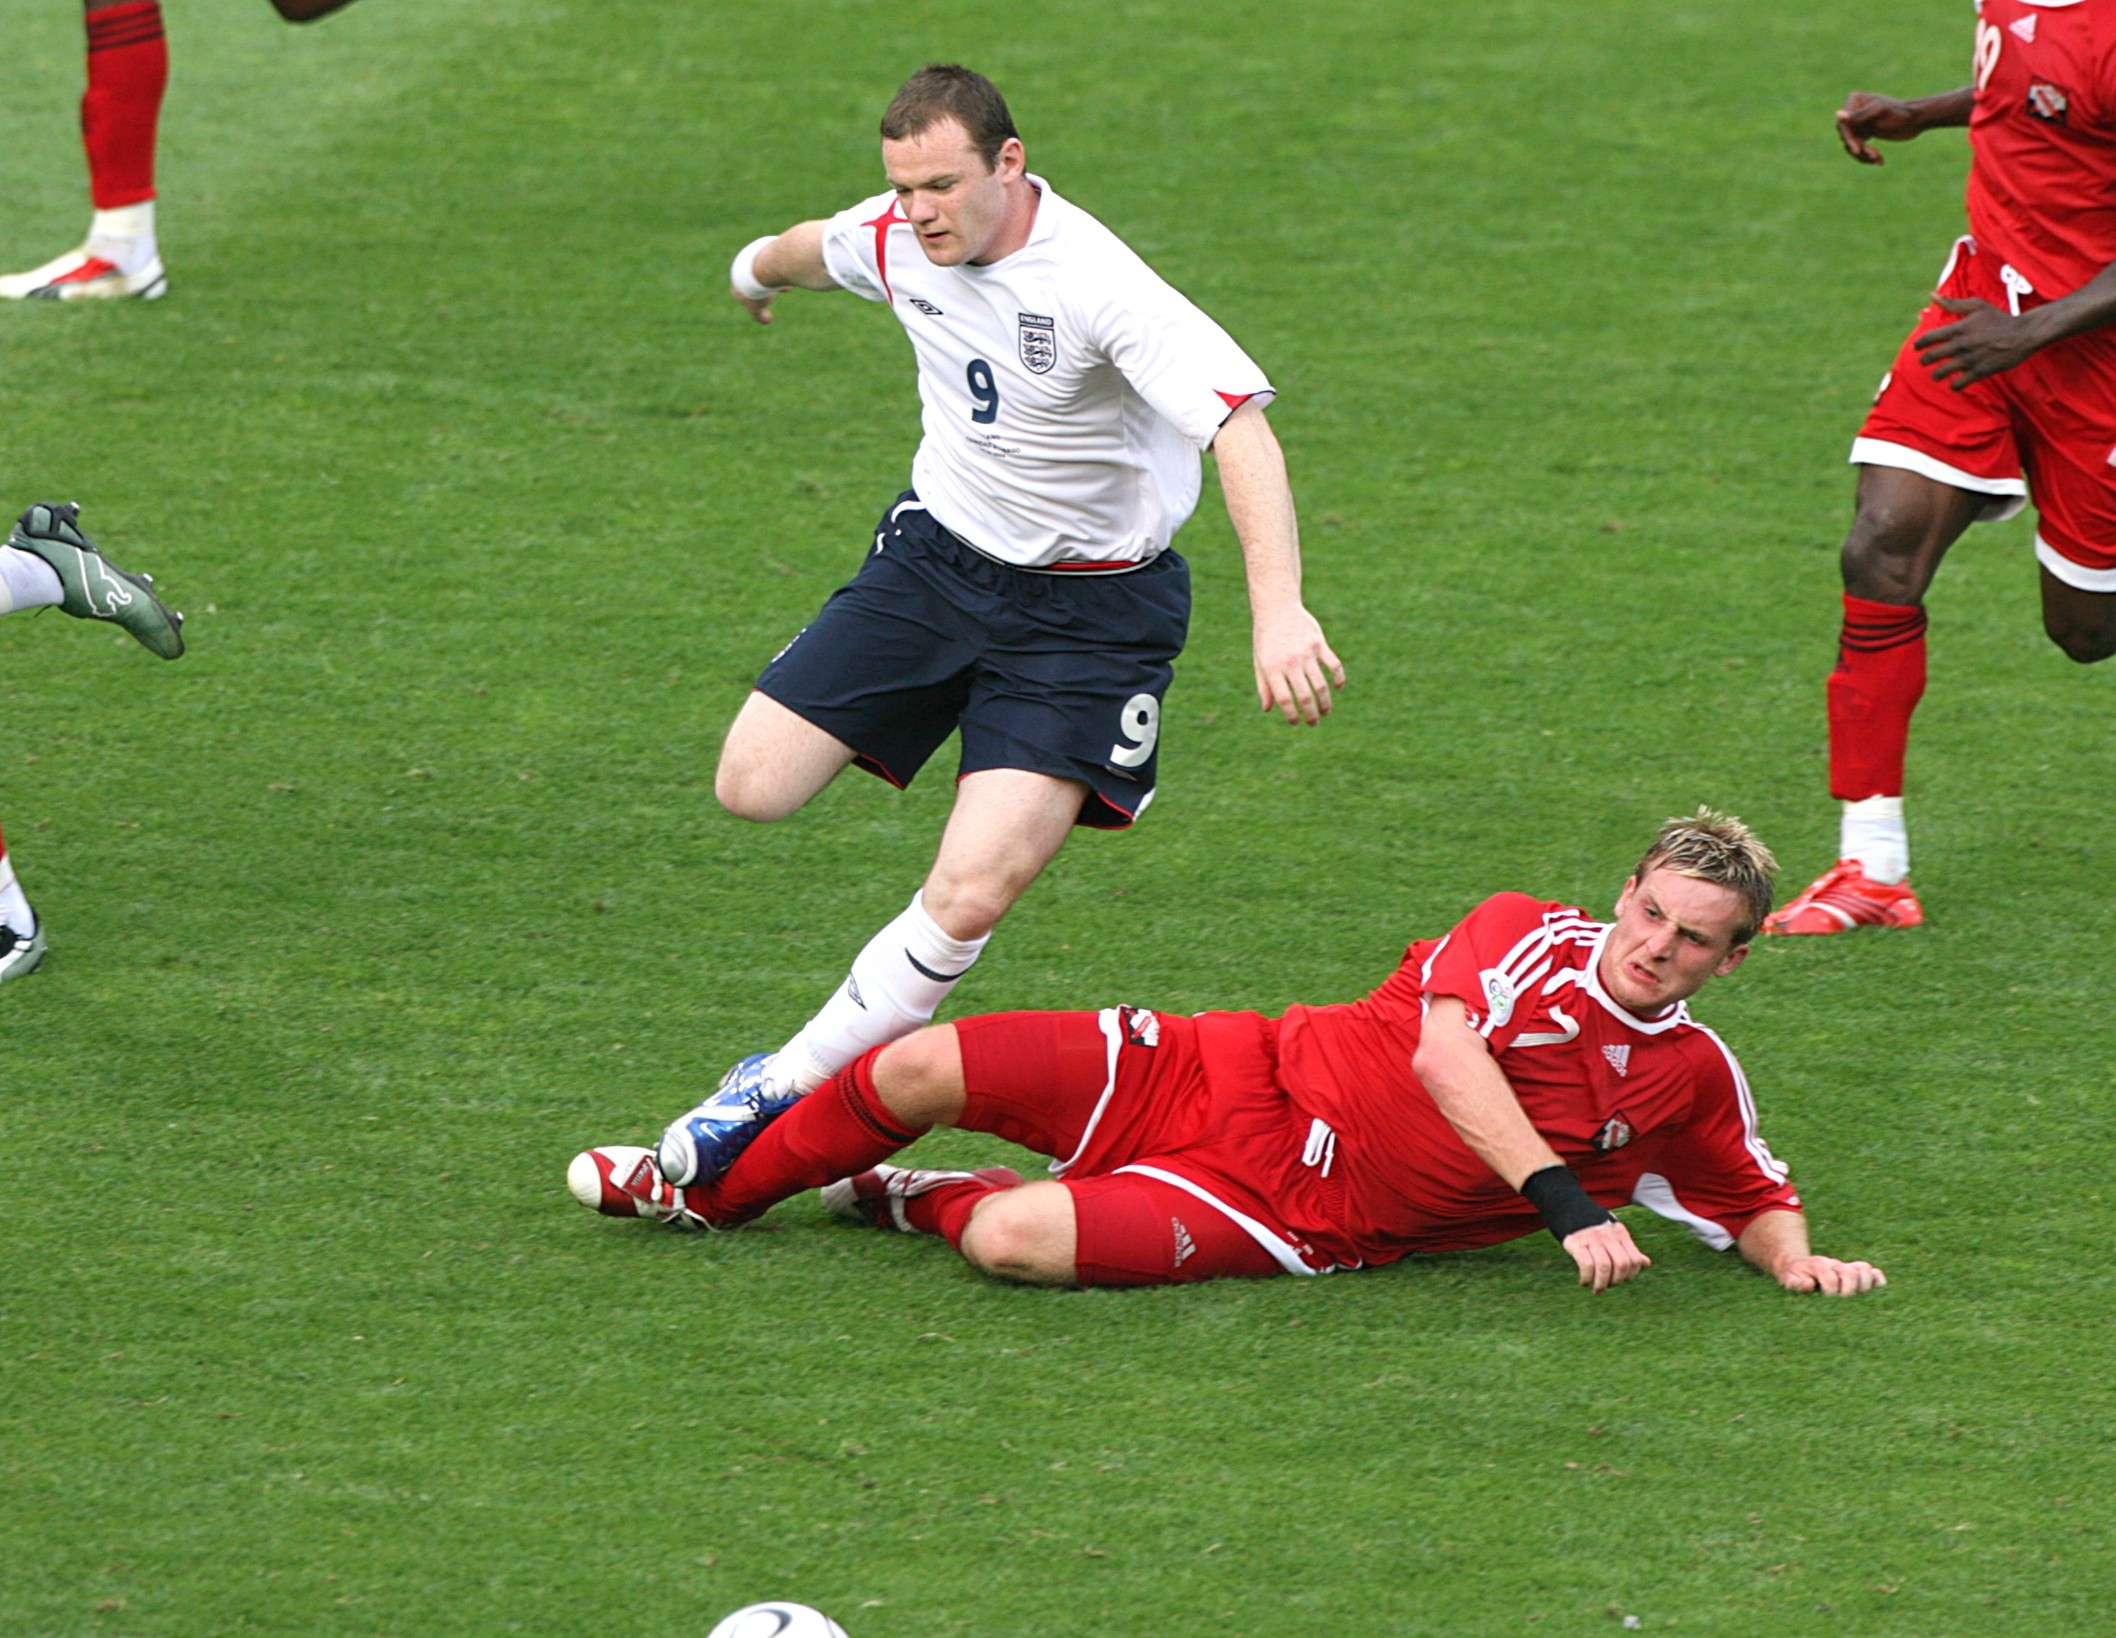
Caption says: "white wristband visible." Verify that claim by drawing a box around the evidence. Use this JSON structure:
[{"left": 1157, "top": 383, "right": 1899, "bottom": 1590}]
[{"left": 731, "top": 235, "right": 786, "bottom": 301}]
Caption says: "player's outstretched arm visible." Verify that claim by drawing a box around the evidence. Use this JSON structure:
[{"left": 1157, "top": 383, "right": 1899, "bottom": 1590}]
[
  {"left": 1210, "top": 401, "right": 1344, "bottom": 726},
  {"left": 1415, "top": 998, "right": 1651, "bottom": 1293},
  {"left": 1736, "top": 1209, "right": 1887, "bottom": 1296},
  {"left": 730, "top": 222, "right": 838, "bottom": 325},
  {"left": 1835, "top": 87, "right": 1973, "bottom": 165}
]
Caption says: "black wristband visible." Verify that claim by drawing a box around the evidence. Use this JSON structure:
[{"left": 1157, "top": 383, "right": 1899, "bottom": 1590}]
[{"left": 1520, "top": 1164, "right": 1616, "bottom": 1244}]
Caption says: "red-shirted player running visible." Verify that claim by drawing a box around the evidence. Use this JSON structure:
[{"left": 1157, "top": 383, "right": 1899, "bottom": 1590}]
[
  {"left": 1771, "top": 0, "right": 2116, "bottom": 935},
  {"left": 571, "top": 811, "right": 1886, "bottom": 1298}
]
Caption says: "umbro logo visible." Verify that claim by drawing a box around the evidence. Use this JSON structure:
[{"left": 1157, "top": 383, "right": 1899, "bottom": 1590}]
[
  {"left": 1171, "top": 1217, "right": 1196, "bottom": 1267},
  {"left": 908, "top": 298, "right": 944, "bottom": 315},
  {"left": 2010, "top": 13, "right": 2036, "bottom": 42},
  {"left": 1602, "top": 1043, "right": 1630, "bottom": 1077}
]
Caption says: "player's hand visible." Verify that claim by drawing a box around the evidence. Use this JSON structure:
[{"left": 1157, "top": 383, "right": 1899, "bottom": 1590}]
[
  {"left": 1775, "top": 1255, "right": 1888, "bottom": 1297},
  {"left": 734, "top": 288, "right": 776, "bottom": 326},
  {"left": 1253, "top": 607, "right": 1345, "bottom": 726},
  {"left": 1560, "top": 1220, "right": 1651, "bottom": 1293},
  {"left": 1914, "top": 296, "right": 2047, "bottom": 389},
  {"left": 1835, "top": 92, "right": 1927, "bottom": 164}
]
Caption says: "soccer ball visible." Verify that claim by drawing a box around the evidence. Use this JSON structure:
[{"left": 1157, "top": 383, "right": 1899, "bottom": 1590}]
[{"left": 705, "top": 1603, "right": 850, "bottom": 1638}]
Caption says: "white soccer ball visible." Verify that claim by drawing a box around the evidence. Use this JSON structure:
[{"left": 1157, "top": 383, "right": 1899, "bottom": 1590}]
[{"left": 706, "top": 1602, "right": 850, "bottom": 1638}]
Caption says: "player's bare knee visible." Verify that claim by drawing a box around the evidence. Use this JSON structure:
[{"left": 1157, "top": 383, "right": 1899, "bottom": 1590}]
[
  {"left": 713, "top": 757, "right": 794, "bottom": 822},
  {"left": 869, "top": 1026, "right": 966, "bottom": 1127},
  {"left": 1840, "top": 512, "right": 1934, "bottom": 603},
  {"left": 958, "top": 1186, "right": 1074, "bottom": 1285},
  {"left": 919, "top": 876, "right": 1017, "bottom": 942},
  {"left": 2044, "top": 616, "right": 2116, "bottom": 664}
]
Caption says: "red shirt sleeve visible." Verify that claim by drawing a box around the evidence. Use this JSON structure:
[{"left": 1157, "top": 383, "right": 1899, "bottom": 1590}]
[
  {"left": 1417, "top": 892, "right": 1571, "bottom": 1052},
  {"left": 1629, "top": 1030, "right": 1804, "bottom": 1249}
]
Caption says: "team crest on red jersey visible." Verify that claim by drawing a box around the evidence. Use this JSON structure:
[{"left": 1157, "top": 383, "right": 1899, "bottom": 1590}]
[
  {"left": 2028, "top": 82, "right": 2071, "bottom": 124},
  {"left": 1018, "top": 312, "right": 1057, "bottom": 374},
  {"left": 1120, "top": 1006, "right": 1160, "bottom": 1048},
  {"left": 1594, "top": 1114, "right": 1635, "bottom": 1153}
]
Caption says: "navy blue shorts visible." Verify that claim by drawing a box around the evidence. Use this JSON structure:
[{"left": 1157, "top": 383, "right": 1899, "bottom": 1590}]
[{"left": 755, "top": 493, "right": 1191, "bottom": 829}]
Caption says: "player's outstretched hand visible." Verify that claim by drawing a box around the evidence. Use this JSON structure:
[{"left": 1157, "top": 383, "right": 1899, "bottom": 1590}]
[
  {"left": 1561, "top": 1220, "right": 1651, "bottom": 1294},
  {"left": 1775, "top": 1255, "right": 1888, "bottom": 1297},
  {"left": 1915, "top": 296, "right": 2044, "bottom": 389},
  {"left": 734, "top": 288, "right": 777, "bottom": 326},
  {"left": 1253, "top": 606, "right": 1345, "bottom": 726},
  {"left": 1835, "top": 92, "right": 1927, "bottom": 164}
]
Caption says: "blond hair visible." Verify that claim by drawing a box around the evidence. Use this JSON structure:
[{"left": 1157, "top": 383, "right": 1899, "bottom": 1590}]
[{"left": 1632, "top": 807, "right": 1778, "bottom": 945}]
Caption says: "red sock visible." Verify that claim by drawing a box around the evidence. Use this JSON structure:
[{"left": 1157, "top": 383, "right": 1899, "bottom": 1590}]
[
  {"left": 1827, "top": 593, "right": 1927, "bottom": 801},
  {"left": 711, "top": 1050, "right": 922, "bottom": 1221},
  {"left": 901, "top": 1175, "right": 1016, "bottom": 1246},
  {"left": 83, "top": 2, "right": 168, "bottom": 211}
]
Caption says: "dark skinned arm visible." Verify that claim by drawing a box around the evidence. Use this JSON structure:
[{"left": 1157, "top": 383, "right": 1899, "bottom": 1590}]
[
  {"left": 1917, "top": 259, "right": 2116, "bottom": 389},
  {"left": 1835, "top": 87, "right": 1974, "bottom": 164}
]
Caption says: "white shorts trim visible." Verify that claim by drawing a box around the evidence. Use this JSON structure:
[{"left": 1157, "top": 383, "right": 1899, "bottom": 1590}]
[
  {"left": 1113, "top": 1163, "right": 1323, "bottom": 1276},
  {"left": 1048, "top": 1010, "right": 1125, "bottom": 1177},
  {"left": 1849, "top": 437, "right": 2028, "bottom": 523},
  {"left": 2036, "top": 533, "right": 2116, "bottom": 591}
]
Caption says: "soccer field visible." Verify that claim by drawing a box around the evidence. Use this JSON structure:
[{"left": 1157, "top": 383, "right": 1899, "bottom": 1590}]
[{"left": 3, "top": 0, "right": 2113, "bottom": 1631}]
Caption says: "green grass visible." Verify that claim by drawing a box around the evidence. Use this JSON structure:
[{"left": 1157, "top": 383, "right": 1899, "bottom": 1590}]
[{"left": 3, "top": 0, "right": 2114, "bottom": 1632}]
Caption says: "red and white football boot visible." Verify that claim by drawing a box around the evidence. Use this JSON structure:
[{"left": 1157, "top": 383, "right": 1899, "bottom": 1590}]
[
  {"left": 567, "top": 1145, "right": 727, "bottom": 1230},
  {"left": 0, "top": 245, "right": 167, "bottom": 301},
  {"left": 820, "top": 1164, "right": 1024, "bottom": 1232},
  {"left": 1765, "top": 860, "right": 1924, "bottom": 936}
]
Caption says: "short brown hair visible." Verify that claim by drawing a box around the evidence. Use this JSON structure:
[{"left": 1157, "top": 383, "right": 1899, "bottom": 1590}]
[
  {"left": 1632, "top": 807, "right": 1778, "bottom": 946},
  {"left": 880, "top": 64, "right": 1020, "bottom": 169}
]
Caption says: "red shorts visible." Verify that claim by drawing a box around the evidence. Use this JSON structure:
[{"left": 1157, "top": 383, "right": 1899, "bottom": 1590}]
[
  {"left": 1855, "top": 236, "right": 2116, "bottom": 591},
  {"left": 953, "top": 1008, "right": 1355, "bottom": 1284}
]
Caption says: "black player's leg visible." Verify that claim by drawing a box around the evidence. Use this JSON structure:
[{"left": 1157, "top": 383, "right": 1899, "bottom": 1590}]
[
  {"left": 1839, "top": 464, "right": 1988, "bottom": 604},
  {"left": 2038, "top": 569, "right": 2116, "bottom": 663}
]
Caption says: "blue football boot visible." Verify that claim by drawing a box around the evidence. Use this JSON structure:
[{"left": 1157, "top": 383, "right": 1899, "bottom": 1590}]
[{"left": 656, "top": 1053, "right": 803, "bottom": 1187}]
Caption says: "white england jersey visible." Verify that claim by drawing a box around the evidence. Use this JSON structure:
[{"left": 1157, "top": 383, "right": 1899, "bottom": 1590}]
[{"left": 818, "top": 176, "right": 1275, "bottom": 570}]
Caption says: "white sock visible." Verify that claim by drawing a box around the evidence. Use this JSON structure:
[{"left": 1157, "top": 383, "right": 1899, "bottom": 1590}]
[
  {"left": 87, "top": 202, "right": 157, "bottom": 277},
  {"left": 772, "top": 892, "right": 990, "bottom": 1092},
  {"left": 1841, "top": 795, "right": 1910, "bottom": 885},
  {"left": 0, "top": 547, "right": 65, "bottom": 615},
  {"left": 0, "top": 853, "right": 35, "bottom": 938}
]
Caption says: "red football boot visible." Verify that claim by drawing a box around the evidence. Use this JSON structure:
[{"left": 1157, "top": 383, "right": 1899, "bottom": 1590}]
[
  {"left": 1765, "top": 860, "right": 1924, "bottom": 936},
  {"left": 566, "top": 1144, "right": 752, "bottom": 1231}
]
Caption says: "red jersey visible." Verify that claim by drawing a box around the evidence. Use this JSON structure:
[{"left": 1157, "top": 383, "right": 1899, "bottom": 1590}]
[
  {"left": 1266, "top": 893, "right": 1802, "bottom": 1264},
  {"left": 1966, "top": 0, "right": 2116, "bottom": 299}
]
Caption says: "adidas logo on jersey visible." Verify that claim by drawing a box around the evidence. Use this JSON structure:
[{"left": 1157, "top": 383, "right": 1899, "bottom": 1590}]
[
  {"left": 2010, "top": 12, "right": 2036, "bottom": 43},
  {"left": 1171, "top": 1217, "right": 1196, "bottom": 1268},
  {"left": 1602, "top": 1043, "right": 1631, "bottom": 1076}
]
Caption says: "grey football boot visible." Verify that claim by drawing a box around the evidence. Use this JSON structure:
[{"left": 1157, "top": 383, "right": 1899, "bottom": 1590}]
[
  {"left": 0, "top": 919, "right": 47, "bottom": 983},
  {"left": 8, "top": 502, "right": 185, "bottom": 659}
]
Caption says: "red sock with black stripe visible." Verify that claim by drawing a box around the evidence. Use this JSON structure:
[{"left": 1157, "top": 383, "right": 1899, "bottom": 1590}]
[
  {"left": 709, "top": 1049, "right": 923, "bottom": 1221},
  {"left": 1827, "top": 593, "right": 1927, "bottom": 801},
  {"left": 83, "top": 1, "right": 168, "bottom": 210},
  {"left": 900, "top": 1176, "right": 1016, "bottom": 1246}
]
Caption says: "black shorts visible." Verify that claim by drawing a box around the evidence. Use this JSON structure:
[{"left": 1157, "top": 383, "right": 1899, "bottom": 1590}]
[{"left": 755, "top": 493, "right": 1191, "bottom": 830}]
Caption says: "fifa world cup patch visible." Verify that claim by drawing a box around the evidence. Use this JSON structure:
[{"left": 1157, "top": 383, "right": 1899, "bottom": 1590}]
[
  {"left": 1017, "top": 312, "right": 1057, "bottom": 374},
  {"left": 1120, "top": 1006, "right": 1160, "bottom": 1048},
  {"left": 1477, "top": 968, "right": 1517, "bottom": 1029},
  {"left": 1594, "top": 1114, "right": 1635, "bottom": 1153}
]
